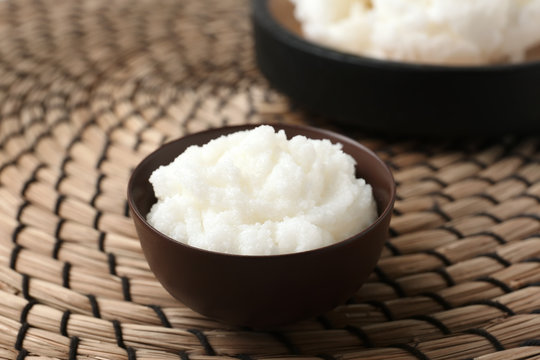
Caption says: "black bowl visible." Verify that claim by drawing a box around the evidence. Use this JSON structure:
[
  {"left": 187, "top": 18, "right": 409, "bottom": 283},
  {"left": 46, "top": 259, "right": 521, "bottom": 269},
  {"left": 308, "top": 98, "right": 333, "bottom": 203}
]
[{"left": 252, "top": 0, "right": 540, "bottom": 136}]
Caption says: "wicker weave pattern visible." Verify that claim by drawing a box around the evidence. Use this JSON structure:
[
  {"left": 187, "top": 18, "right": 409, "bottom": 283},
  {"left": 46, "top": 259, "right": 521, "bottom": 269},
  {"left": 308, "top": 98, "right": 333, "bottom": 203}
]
[{"left": 0, "top": 0, "right": 539, "bottom": 359}]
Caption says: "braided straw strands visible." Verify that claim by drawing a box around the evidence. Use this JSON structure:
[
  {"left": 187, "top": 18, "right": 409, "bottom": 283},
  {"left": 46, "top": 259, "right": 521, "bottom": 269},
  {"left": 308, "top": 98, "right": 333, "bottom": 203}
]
[{"left": 0, "top": 0, "right": 539, "bottom": 359}]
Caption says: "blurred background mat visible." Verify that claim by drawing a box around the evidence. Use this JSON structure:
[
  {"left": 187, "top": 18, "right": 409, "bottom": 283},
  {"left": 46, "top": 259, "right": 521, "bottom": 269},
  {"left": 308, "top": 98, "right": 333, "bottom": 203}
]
[{"left": 0, "top": 0, "right": 539, "bottom": 359}]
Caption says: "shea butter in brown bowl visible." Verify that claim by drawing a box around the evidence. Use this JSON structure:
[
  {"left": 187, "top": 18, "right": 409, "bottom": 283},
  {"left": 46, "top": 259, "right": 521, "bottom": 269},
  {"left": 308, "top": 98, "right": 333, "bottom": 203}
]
[{"left": 128, "top": 124, "right": 395, "bottom": 328}]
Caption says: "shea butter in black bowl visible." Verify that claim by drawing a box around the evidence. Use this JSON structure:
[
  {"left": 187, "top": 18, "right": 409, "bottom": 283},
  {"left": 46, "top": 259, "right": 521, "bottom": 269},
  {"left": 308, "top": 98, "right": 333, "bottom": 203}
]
[{"left": 252, "top": 0, "right": 540, "bottom": 136}]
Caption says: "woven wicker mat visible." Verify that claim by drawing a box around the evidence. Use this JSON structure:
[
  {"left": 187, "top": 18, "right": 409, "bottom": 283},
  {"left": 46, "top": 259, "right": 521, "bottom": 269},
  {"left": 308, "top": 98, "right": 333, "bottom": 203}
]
[{"left": 0, "top": 0, "right": 540, "bottom": 359}]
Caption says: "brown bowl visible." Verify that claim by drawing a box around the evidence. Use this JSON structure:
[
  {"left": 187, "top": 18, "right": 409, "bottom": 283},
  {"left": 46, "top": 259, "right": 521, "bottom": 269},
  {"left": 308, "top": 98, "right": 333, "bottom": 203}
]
[{"left": 127, "top": 124, "right": 395, "bottom": 328}]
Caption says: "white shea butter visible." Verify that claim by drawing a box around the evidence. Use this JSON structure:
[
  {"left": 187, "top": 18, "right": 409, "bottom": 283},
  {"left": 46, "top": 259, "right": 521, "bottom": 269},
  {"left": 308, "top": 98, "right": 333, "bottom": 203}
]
[
  {"left": 147, "top": 125, "right": 377, "bottom": 255},
  {"left": 291, "top": 0, "right": 540, "bottom": 65}
]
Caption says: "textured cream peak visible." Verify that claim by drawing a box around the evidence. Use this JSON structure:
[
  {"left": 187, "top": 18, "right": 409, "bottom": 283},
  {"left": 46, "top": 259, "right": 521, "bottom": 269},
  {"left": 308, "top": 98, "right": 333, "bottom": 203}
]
[{"left": 147, "top": 125, "right": 377, "bottom": 255}]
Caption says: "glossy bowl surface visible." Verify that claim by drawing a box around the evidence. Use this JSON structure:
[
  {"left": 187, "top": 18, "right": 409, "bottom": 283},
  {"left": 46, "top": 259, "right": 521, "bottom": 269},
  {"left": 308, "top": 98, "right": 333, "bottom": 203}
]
[
  {"left": 128, "top": 124, "right": 395, "bottom": 328},
  {"left": 252, "top": 0, "right": 540, "bottom": 135}
]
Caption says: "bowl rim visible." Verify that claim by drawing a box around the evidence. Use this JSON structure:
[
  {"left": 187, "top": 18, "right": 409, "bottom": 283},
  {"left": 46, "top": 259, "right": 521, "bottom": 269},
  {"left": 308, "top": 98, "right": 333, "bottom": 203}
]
[
  {"left": 127, "top": 123, "right": 396, "bottom": 259},
  {"left": 252, "top": 0, "right": 540, "bottom": 72}
]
